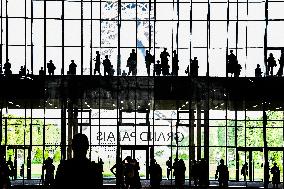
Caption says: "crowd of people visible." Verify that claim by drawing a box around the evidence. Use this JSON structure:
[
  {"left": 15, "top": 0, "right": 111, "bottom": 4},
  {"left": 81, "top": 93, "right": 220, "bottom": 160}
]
[
  {"left": 2, "top": 49, "right": 284, "bottom": 78},
  {"left": 0, "top": 134, "right": 283, "bottom": 188}
]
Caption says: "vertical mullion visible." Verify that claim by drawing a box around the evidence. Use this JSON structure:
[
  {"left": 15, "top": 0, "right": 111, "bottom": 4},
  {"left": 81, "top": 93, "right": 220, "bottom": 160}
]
[
  {"left": 90, "top": 0, "right": 93, "bottom": 75},
  {"left": 118, "top": 0, "right": 121, "bottom": 76},
  {"left": 226, "top": 0, "right": 230, "bottom": 77},
  {"left": 31, "top": 0, "right": 34, "bottom": 74},
  {"left": 245, "top": 0, "right": 248, "bottom": 77},
  {"left": 0, "top": 0, "right": 3, "bottom": 73},
  {"left": 25, "top": 0, "right": 27, "bottom": 74},
  {"left": 5, "top": 0, "right": 8, "bottom": 65},
  {"left": 62, "top": 0, "right": 65, "bottom": 75},
  {"left": 189, "top": 0, "right": 192, "bottom": 72},
  {"left": 81, "top": 0, "right": 84, "bottom": 75},
  {"left": 44, "top": 0, "right": 46, "bottom": 74},
  {"left": 207, "top": 1, "right": 210, "bottom": 77}
]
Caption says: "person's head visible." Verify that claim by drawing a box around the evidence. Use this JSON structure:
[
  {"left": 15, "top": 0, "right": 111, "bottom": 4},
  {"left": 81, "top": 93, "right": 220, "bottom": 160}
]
[
  {"left": 220, "top": 159, "right": 224, "bottom": 165},
  {"left": 105, "top": 55, "right": 108, "bottom": 58},
  {"left": 164, "top": 48, "right": 167, "bottom": 51},
  {"left": 71, "top": 133, "right": 89, "bottom": 159},
  {"left": 270, "top": 53, "right": 273, "bottom": 56},
  {"left": 194, "top": 57, "right": 197, "bottom": 60},
  {"left": 96, "top": 51, "right": 99, "bottom": 54},
  {"left": 41, "top": 67, "right": 43, "bottom": 70},
  {"left": 49, "top": 60, "right": 53, "bottom": 63},
  {"left": 230, "top": 50, "right": 233, "bottom": 53},
  {"left": 71, "top": 60, "right": 74, "bottom": 63},
  {"left": 274, "top": 162, "right": 277, "bottom": 166},
  {"left": 146, "top": 50, "right": 149, "bottom": 53},
  {"left": 132, "top": 49, "right": 135, "bottom": 52},
  {"left": 257, "top": 64, "right": 260, "bottom": 68}
]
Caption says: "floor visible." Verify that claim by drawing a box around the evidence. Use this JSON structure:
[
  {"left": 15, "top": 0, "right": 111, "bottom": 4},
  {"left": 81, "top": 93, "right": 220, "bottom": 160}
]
[{"left": 10, "top": 179, "right": 284, "bottom": 188}]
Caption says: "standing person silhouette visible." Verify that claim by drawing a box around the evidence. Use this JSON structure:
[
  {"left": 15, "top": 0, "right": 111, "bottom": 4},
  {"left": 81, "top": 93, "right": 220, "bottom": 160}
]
[
  {"left": 55, "top": 133, "right": 95, "bottom": 188},
  {"left": 241, "top": 162, "right": 248, "bottom": 181},
  {"left": 215, "top": 159, "right": 229, "bottom": 188},
  {"left": 166, "top": 156, "right": 172, "bottom": 180},
  {"left": 271, "top": 162, "right": 280, "bottom": 188}
]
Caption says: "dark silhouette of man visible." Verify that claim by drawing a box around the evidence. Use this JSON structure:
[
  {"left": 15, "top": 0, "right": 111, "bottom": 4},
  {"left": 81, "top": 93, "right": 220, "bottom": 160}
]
[
  {"left": 155, "top": 60, "right": 162, "bottom": 76},
  {"left": 43, "top": 157, "right": 55, "bottom": 186},
  {"left": 47, "top": 60, "right": 56, "bottom": 75},
  {"left": 94, "top": 51, "right": 101, "bottom": 75},
  {"left": 110, "top": 157, "right": 125, "bottom": 189},
  {"left": 190, "top": 57, "right": 199, "bottom": 77},
  {"left": 172, "top": 50, "right": 179, "bottom": 76},
  {"left": 102, "top": 55, "right": 112, "bottom": 76},
  {"left": 271, "top": 162, "right": 280, "bottom": 188},
  {"left": 39, "top": 67, "right": 45, "bottom": 76},
  {"left": 215, "top": 159, "right": 229, "bottom": 188},
  {"left": 0, "top": 149, "right": 11, "bottom": 188},
  {"left": 241, "top": 162, "right": 248, "bottom": 181},
  {"left": 55, "top": 133, "right": 95, "bottom": 188},
  {"left": 255, "top": 64, "right": 262, "bottom": 77},
  {"left": 150, "top": 159, "right": 162, "bottom": 189},
  {"left": 267, "top": 53, "right": 277, "bottom": 76},
  {"left": 68, "top": 60, "right": 77, "bottom": 75},
  {"left": 127, "top": 49, "right": 137, "bottom": 76},
  {"left": 277, "top": 50, "right": 284, "bottom": 77},
  {"left": 166, "top": 156, "right": 172, "bottom": 180},
  {"left": 6, "top": 155, "right": 15, "bottom": 180},
  {"left": 19, "top": 65, "right": 26, "bottom": 76},
  {"left": 145, "top": 50, "right": 154, "bottom": 76},
  {"left": 160, "top": 48, "right": 170, "bottom": 76},
  {"left": 227, "top": 50, "right": 241, "bottom": 77},
  {"left": 3, "top": 59, "right": 12, "bottom": 75}
]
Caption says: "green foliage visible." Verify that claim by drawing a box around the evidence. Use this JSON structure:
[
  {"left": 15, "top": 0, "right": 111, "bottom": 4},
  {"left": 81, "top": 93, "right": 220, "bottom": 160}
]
[{"left": 3, "top": 114, "right": 61, "bottom": 163}]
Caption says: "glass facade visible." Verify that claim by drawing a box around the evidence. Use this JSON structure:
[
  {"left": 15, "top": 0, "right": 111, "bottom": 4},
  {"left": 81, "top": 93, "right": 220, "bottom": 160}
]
[{"left": 1, "top": 0, "right": 284, "bottom": 187}]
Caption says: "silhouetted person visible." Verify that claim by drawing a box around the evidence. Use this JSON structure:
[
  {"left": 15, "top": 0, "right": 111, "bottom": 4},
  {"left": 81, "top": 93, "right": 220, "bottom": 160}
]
[
  {"left": 155, "top": 60, "right": 162, "bottom": 76},
  {"left": 160, "top": 48, "right": 170, "bottom": 76},
  {"left": 102, "top": 55, "right": 112, "bottom": 76},
  {"left": 124, "top": 156, "right": 135, "bottom": 189},
  {"left": 68, "top": 60, "right": 77, "bottom": 75},
  {"left": 191, "top": 160, "right": 199, "bottom": 186},
  {"left": 98, "top": 158, "right": 104, "bottom": 188},
  {"left": 271, "top": 162, "right": 280, "bottom": 188},
  {"left": 172, "top": 158, "right": 179, "bottom": 187},
  {"left": 0, "top": 153, "right": 10, "bottom": 188},
  {"left": 39, "top": 67, "right": 45, "bottom": 76},
  {"left": 110, "top": 157, "right": 125, "bottom": 189},
  {"left": 267, "top": 53, "right": 277, "bottom": 76},
  {"left": 47, "top": 60, "right": 56, "bottom": 75},
  {"left": 19, "top": 65, "right": 26, "bottom": 76},
  {"left": 145, "top": 50, "right": 154, "bottom": 76},
  {"left": 127, "top": 49, "right": 137, "bottom": 76},
  {"left": 166, "top": 156, "right": 172, "bottom": 180},
  {"left": 177, "top": 159, "right": 186, "bottom": 189},
  {"left": 94, "top": 51, "right": 101, "bottom": 75},
  {"left": 277, "top": 51, "right": 284, "bottom": 77},
  {"left": 3, "top": 59, "right": 12, "bottom": 75},
  {"left": 55, "top": 133, "right": 95, "bottom": 188},
  {"left": 6, "top": 155, "right": 15, "bottom": 180},
  {"left": 241, "top": 162, "right": 248, "bottom": 181},
  {"left": 172, "top": 50, "right": 179, "bottom": 76},
  {"left": 190, "top": 57, "right": 199, "bottom": 77},
  {"left": 150, "top": 159, "right": 162, "bottom": 189},
  {"left": 215, "top": 159, "right": 229, "bottom": 188},
  {"left": 133, "top": 158, "right": 141, "bottom": 189},
  {"left": 255, "top": 64, "right": 262, "bottom": 77},
  {"left": 227, "top": 50, "right": 241, "bottom": 77},
  {"left": 43, "top": 157, "right": 55, "bottom": 186}
]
